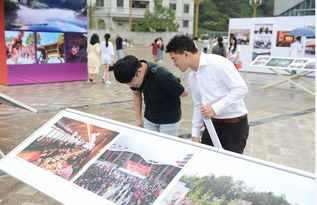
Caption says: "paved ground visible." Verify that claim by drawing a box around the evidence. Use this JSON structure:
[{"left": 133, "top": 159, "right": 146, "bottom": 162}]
[{"left": 0, "top": 45, "right": 315, "bottom": 205}]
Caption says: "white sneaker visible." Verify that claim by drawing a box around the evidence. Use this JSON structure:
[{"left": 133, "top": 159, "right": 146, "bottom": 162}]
[{"left": 105, "top": 81, "right": 112, "bottom": 85}]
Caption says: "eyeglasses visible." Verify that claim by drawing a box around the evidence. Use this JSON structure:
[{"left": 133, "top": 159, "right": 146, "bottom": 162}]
[{"left": 127, "top": 74, "right": 138, "bottom": 87}]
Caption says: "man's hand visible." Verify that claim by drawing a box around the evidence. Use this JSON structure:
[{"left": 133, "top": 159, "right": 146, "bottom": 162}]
[
  {"left": 135, "top": 119, "right": 144, "bottom": 128},
  {"left": 200, "top": 105, "right": 216, "bottom": 119},
  {"left": 191, "top": 137, "right": 200, "bottom": 142}
]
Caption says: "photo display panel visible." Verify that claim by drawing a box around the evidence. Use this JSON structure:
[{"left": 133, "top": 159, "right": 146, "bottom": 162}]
[
  {"left": 2, "top": 0, "right": 87, "bottom": 85},
  {"left": 0, "top": 109, "right": 315, "bottom": 205}
]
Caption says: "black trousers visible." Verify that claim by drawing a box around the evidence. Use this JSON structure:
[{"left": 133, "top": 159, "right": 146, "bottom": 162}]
[{"left": 201, "top": 116, "right": 249, "bottom": 154}]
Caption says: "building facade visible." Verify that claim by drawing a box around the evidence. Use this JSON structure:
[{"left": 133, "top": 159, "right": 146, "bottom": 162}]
[
  {"left": 91, "top": 0, "right": 194, "bottom": 35},
  {"left": 274, "top": 0, "right": 315, "bottom": 16}
]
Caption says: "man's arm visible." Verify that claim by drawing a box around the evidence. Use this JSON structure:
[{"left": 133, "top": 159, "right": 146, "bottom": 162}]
[
  {"left": 180, "top": 89, "right": 189, "bottom": 97},
  {"left": 132, "top": 90, "right": 143, "bottom": 127}
]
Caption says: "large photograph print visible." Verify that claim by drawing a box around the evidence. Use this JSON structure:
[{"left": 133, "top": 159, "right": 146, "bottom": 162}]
[
  {"left": 74, "top": 134, "right": 193, "bottom": 205},
  {"left": 36, "top": 32, "right": 64, "bottom": 64},
  {"left": 16, "top": 117, "right": 119, "bottom": 181},
  {"left": 229, "top": 29, "right": 250, "bottom": 45},
  {"left": 252, "top": 24, "right": 273, "bottom": 60},
  {"left": 4, "top": 0, "right": 87, "bottom": 32},
  {"left": 65, "top": 33, "right": 87, "bottom": 63},
  {"left": 161, "top": 153, "right": 315, "bottom": 205},
  {"left": 5, "top": 30, "right": 35, "bottom": 64}
]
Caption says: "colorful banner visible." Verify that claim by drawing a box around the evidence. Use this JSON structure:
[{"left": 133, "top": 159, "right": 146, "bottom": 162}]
[{"left": 2, "top": 0, "right": 87, "bottom": 85}]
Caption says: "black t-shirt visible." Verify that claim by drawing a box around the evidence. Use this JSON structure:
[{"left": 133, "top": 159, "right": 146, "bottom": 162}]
[
  {"left": 132, "top": 61, "right": 185, "bottom": 124},
  {"left": 116, "top": 37, "right": 123, "bottom": 50}
]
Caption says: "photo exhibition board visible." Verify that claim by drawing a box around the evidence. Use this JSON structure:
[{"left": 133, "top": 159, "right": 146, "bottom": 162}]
[
  {"left": 1, "top": 1, "right": 87, "bottom": 85},
  {"left": 250, "top": 55, "right": 316, "bottom": 71},
  {"left": 0, "top": 109, "right": 315, "bottom": 205},
  {"left": 229, "top": 16, "right": 315, "bottom": 73}
]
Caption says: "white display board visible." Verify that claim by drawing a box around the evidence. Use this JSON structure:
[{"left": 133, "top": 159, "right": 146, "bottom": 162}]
[
  {"left": 229, "top": 16, "right": 315, "bottom": 73},
  {"left": 0, "top": 109, "right": 315, "bottom": 205}
]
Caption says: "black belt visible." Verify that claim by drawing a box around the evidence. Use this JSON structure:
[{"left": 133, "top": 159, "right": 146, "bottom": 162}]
[{"left": 211, "top": 114, "right": 247, "bottom": 123}]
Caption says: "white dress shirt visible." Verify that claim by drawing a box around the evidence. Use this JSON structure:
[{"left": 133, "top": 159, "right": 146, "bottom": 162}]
[
  {"left": 290, "top": 41, "right": 303, "bottom": 57},
  {"left": 189, "top": 52, "right": 248, "bottom": 137}
]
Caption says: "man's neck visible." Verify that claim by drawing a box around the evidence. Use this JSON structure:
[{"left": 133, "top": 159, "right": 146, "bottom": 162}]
[{"left": 190, "top": 51, "right": 202, "bottom": 72}]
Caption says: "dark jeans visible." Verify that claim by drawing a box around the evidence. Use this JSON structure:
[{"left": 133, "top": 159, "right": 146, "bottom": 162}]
[{"left": 201, "top": 116, "right": 249, "bottom": 154}]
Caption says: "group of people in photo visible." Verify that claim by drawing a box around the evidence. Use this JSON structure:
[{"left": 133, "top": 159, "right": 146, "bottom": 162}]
[
  {"left": 6, "top": 31, "right": 35, "bottom": 64},
  {"left": 18, "top": 133, "right": 92, "bottom": 180},
  {"left": 75, "top": 161, "right": 165, "bottom": 205}
]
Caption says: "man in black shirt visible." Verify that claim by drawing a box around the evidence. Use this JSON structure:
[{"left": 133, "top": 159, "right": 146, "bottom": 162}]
[
  {"left": 113, "top": 55, "right": 188, "bottom": 136},
  {"left": 115, "top": 33, "right": 123, "bottom": 59}
]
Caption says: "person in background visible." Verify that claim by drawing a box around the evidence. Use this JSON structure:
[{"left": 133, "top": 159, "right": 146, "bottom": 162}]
[
  {"left": 166, "top": 35, "right": 249, "bottom": 154},
  {"left": 289, "top": 36, "right": 303, "bottom": 75},
  {"left": 115, "top": 33, "right": 124, "bottom": 60},
  {"left": 157, "top": 37, "right": 164, "bottom": 63},
  {"left": 212, "top": 36, "right": 226, "bottom": 57},
  {"left": 211, "top": 34, "right": 220, "bottom": 49},
  {"left": 122, "top": 38, "right": 129, "bottom": 57},
  {"left": 202, "top": 35, "right": 210, "bottom": 53},
  {"left": 113, "top": 55, "right": 189, "bottom": 137},
  {"left": 145, "top": 38, "right": 160, "bottom": 63},
  {"left": 87, "top": 34, "right": 101, "bottom": 83},
  {"left": 100, "top": 33, "right": 115, "bottom": 85},
  {"left": 227, "top": 36, "right": 240, "bottom": 68},
  {"left": 192, "top": 37, "right": 199, "bottom": 49}
]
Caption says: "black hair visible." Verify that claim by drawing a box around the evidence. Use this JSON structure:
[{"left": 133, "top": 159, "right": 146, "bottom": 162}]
[
  {"left": 113, "top": 55, "right": 142, "bottom": 83},
  {"left": 229, "top": 36, "right": 237, "bottom": 54},
  {"left": 104, "top": 33, "right": 111, "bottom": 47},
  {"left": 296, "top": 36, "right": 301, "bottom": 41},
  {"left": 166, "top": 35, "right": 198, "bottom": 54},
  {"left": 90, "top": 34, "right": 99, "bottom": 45},
  {"left": 217, "top": 36, "right": 223, "bottom": 48}
]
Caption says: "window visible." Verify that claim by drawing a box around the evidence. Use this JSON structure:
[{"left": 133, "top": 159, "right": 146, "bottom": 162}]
[
  {"left": 183, "top": 20, "right": 189, "bottom": 28},
  {"left": 132, "top": 1, "right": 149, "bottom": 9},
  {"left": 96, "top": 0, "right": 104, "bottom": 7},
  {"left": 117, "top": 0, "right": 123, "bottom": 7},
  {"left": 169, "top": 3, "right": 176, "bottom": 10},
  {"left": 183, "top": 4, "right": 189, "bottom": 13}
]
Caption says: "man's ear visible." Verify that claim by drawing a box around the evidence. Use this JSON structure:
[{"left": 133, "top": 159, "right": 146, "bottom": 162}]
[
  {"left": 183, "top": 51, "right": 190, "bottom": 58},
  {"left": 136, "top": 68, "right": 142, "bottom": 76}
]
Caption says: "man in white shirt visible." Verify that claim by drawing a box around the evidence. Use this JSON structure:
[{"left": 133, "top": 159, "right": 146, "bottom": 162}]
[
  {"left": 289, "top": 36, "right": 303, "bottom": 58},
  {"left": 166, "top": 35, "right": 249, "bottom": 154},
  {"left": 289, "top": 36, "right": 303, "bottom": 75}
]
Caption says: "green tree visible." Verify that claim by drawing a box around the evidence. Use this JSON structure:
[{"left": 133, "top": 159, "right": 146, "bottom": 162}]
[
  {"left": 135, "top": 0, "right": 179, "bottom": 32},
  {"left": 25, "top": 33, "right": 35, "bottom": 45},
  {"left": 58, "top": 33, "right": 64, "bottom": 42},
  {"left": 198, "top": 0, "right": 274, "bottom": 33},
  {"left": 87, "top": 0, "right": 98, "bottom": 29},
  {"left": 4, "top": 0, "right": 19, "bottom": 14}
]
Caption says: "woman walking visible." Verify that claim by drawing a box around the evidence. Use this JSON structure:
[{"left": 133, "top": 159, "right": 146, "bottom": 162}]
[
  {"left": 87, "top": 34, "right": 101, "bottom": 83},
  {"left": 100, "top": 33, "right": 115, "bottom": 85}
]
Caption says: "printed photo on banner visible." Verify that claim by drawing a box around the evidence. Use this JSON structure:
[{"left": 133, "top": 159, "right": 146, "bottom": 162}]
[
  {"left": 36, "top": 32, "right": 64, "bottom": 64},
  {"left": 252, "top": 24, "right": 273, "bottom": 60},
  {"left": 65, "top": 33, "right": 87, "bottom": 63},
  {"left": 276, "top": 31, "right": 295, "bottom": 47},
  {"left": 16, "top": 117, "right": 119, "bottom": 181},
  {"left": 4, "top": 0, "right": 87, "bottom": 32},
  {"left": 229, "top": 29, "right": 250, "bottom": 45},
  {"left": 5, "top": 30, "right": 35, "bottom": 65},
  {"left": 161, "top": 153, "right": 315, "bottom": 205},
  {"left": 74, "top": 134, "right": 193, "bottom": 205}
]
